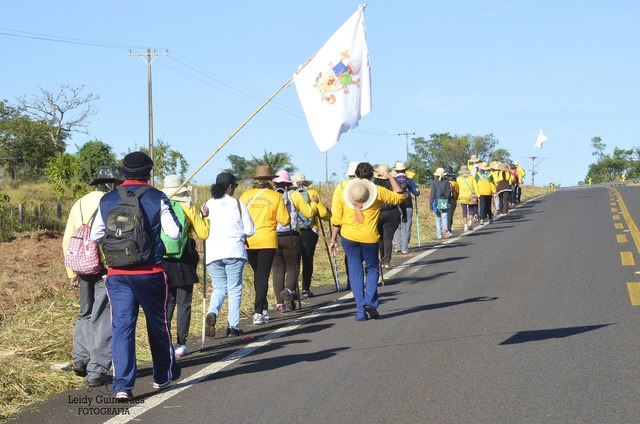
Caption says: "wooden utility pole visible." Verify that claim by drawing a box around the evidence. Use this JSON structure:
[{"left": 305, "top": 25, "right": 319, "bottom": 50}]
[
  {"left": 129, "top": 49, "right": 169, "bottom": 185},
  {"left": 398, "top": 131, "right": 415, "bottom": 163}
]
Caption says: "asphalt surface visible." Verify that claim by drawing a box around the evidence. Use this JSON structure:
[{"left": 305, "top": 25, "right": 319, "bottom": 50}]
[{"left": 11, "top": 186, "right": 640, "bottom": 424}]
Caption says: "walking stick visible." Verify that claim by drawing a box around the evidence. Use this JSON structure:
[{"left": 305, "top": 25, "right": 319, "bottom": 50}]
[
  {"left": 201, "top": 240, "right": 207, "bottom": 349},
  {"left": 414, "top": 194, "right": 421, "bottom": 247},
  {"left": 378, "top": 253, "right": 385, "bottom": 286},
  {"left": 317, "top": 216, "right": 340, "bottom": 292},
  {"left": 332, "top": 254, "right": 342, "bottom": 292}
]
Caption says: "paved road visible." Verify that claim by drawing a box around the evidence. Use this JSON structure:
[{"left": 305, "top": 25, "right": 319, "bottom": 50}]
[{"left": 12, "top": 186, "right": 640, "bottom": 423}]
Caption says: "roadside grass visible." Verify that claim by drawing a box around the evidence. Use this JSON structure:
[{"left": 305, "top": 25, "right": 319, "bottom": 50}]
[{"left": 0, "top": 183, "right": 550, "bottom": 421}]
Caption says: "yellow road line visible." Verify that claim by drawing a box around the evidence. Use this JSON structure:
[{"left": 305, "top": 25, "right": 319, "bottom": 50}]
[
  {"left": 621, "top": 251, "right": 635, "bottom": 266},
  {"left": 617, "top": 234, "right": 628, "bottom": 243},
  {"left": 613, "top": 188, "right": 640, "bottom": 254},
  {"left": 627, "top": 283, "right": 640, "bottom": 305},
  {"left": 613, "top": 215, "right": 621, "bottom": 220},
  {"left": 615, "top": 223, "right": 624, "bottom": 229}
]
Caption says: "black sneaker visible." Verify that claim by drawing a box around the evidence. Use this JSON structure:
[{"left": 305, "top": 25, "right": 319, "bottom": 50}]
[
  {"left": 86, "top": 373, "right": 112, "bottom": 387},
  {"left": 301, "top": 290, "right": 314, "bottom": 299},
  {"left": 226, "top": 326, "right": 244, "bottom": 337},
  {"left": 205, "top": 313, "right": 217, "bottom": 337},
  {"left": 73, "top": 360, "right": 88, "bottom": 377},
  {"left": 364, "top": 305, "right": 380, "bottom": 320}
]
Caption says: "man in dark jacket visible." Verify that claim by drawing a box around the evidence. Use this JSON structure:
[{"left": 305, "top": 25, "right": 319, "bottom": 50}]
[{"left": 90, "top": 151, "right": 182, "bottom": 400}]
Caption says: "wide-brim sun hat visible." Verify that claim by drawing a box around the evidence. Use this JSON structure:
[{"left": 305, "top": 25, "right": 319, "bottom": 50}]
[
  {"left": 162, "top": 174, "right": 192, "bottom": 197},
  {"left": 90, "top": 165, "right": 124, "bottom": 185},
  {"left": 273, "top": 169, "right": 292, "bottom": 183},
  {"left": 253, "top": 165, "right": 277, "bottom": 180},
  {"left": 458, "top": 167, "right": 470, "bottom": 176},
  {"left": 478, "top": 161, "right": 491, "bottom": 171},
  {"left": 346, "top": 161, "right": 359, "bottom": 177},
  {"left": 393, "top": 161, "right": 408, "bottom": 171},
  {"left": 373, "top": 164, "right": 391, "bottom": 180},
  {"left": 433, "top": 167, "right": 445, "bottom": 177},
  {"left": 291, "top": 173, "right": 312, "bottom": 186},
  {"left": 468, "top": 155, "right": 480, "bottom": 163},
  {"left": 343, "top": 178, "right": 378, "bottom": 211},
  {"left": 498, "top": 163, "right": 510, "bottom": 172},
  {"left": 489, "top": 161, "right": 500, "bottom": 170}
]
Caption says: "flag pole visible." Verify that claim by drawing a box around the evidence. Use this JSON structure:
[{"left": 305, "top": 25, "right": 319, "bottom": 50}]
[{"left": 166, "top": 51, "right": 318, "bottom": 196}]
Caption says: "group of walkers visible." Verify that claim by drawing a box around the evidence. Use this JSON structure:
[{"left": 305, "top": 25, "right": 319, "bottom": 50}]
[
  {"left": 61, "top": 151, "right": 524, "bottom": 400},
  {"left": 63, "top": 154, "right": 335, "bottom": 399},
  {"left": 430, "top": 155, "right": 526, "bottom": 239}
]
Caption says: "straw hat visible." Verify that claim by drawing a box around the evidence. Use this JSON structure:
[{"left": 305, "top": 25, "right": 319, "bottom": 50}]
[
  {"left": 489, "top": 161, "right": 500, "bottom": 170},
  {"left": 498, "top": 163, "right": 510, "bottom": 172},
  {"left": 343, "top": 179, "right": 377, "bottom": 211},
  {"left": 458, "top": 167, "right": 470, "bottom": 176},
  {"left": 253, "top": 165, "right": 277, "bottom": 180},
  {"left": 291, "top": 173, "right": 312, "bottom": 186},
  {"left": 393, "top": 161, "right": 408, "bottom": 171},
  {"left": 468, "top": 154, "right": 480, "bottom": 163},
  {"left": 433, "top": 167, "right": 446, "bottom": 177},
  {"left": 373, "top": 164, "right": 391, "bottom": 180},
  {"left": 478, "top": 161, "right": 491, "bottom": 171}
]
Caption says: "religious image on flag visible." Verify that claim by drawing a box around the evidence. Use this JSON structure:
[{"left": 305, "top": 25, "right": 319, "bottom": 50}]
[{"left": 293, "top": 4, "right": 371, "bottom": 152}]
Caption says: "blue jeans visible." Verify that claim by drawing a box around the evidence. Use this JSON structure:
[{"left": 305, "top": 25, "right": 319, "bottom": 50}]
[
  {"left": 435, "top": 209, "right": 449, "bottom": 238},
  {"left": 207, "top": 258, "right": 246, "bottom": 328},
  {"left": 341, "top": 237, "right": 380, "bottom": 319}
]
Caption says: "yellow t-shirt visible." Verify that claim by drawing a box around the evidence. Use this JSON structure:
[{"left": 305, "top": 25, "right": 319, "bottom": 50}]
[
  {"left": 331, "top": 182, "right": 405, "bottom": 244},
  {"left": 240, "top": 188, "right": 290, "bottom": 249}
]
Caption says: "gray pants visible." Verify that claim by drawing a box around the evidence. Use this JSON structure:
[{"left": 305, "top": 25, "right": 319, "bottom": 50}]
[
  {"left": 393, "top": 207, "right": 414, "bottom": 253},
  {"left": 72, "top": 273, "right": 112, "bottom": 379}
]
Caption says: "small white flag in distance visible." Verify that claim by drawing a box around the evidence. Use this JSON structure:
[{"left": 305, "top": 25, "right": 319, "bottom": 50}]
[
  {"left": 293, "top": 4, "right": 371, "bottom": 152},
  {"left": 534, "top": 129, "right": 548, "bottom": 149}
]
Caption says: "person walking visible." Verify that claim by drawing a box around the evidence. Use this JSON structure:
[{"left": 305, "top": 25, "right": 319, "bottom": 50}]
[
  {"left": 160, "top": 175, "right": 210, "bottom": 358},
  {"left": 271, "top": 169, "right": 318, "bottom": 312},
  {"left": 430, "top": 167, "right": 452, "bottom": 239},
  {"left": 475, "top": 161, "right": 496, "bottom": 224},
  {"left": 329, "top": 162, "right": 405, "bottom": 321},
  {"left": 239, "top": 165, "right": 290, "bottom": 325},
  {"left": 90, "top": 152, "right": 182, "bottom": 400},
  {"left": 392, "top": 161, "right": 420, "bottom": 254},
  {"left": 445, "top": 166, "right": 459, "bottom": 236},
  {"left": 62, "top": 165, "right": 124, "bottom": 387},
  {"left": 494, "top": 163, "right": 514, "bottom": 215},
  {"left": 202, "top": 172, "right": 255, "bottom": 337},
  {"left": 291, "top": 173, "right": 330, "bottom": 299},
  {"left": 374, "top": 164, "right": 405, "bottom": 269},
  {"left": 455, "top": 167, "right": 477, "bottom": 231},
  {"left": 332, "top": 161, "right": 359, "bottom": 290}
]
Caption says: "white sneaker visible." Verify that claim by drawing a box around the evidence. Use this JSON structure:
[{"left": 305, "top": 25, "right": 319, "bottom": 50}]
[
  {"left": 253, "top": 313, "right": 266, "bottom": 325},
  {"left": 262, "top": 309, "right": 270, "bottom": 323},
  {"left": 174, "top": 344, "right": 189, "bottom": 358},
  {"left": 464, "top": 224, "right": 468, "bottom": 232}
]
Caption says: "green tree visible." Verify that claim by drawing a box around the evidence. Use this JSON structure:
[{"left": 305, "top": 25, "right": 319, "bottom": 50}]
[
  {"left": 76, "top": 140, "right": 117, "bottom": 184},
  {"left": 489, "top": 148, "right": 511, "bottom": 164},
  {"left": 591, "top": 136, "right": 606, "bottom": 161},
  {"left": 585, "top": 146, "right": 634, "bottom": 184},
  {"left": 223, "top": 154, "right": 251, "bottom": 181},
  {"left": 137, "top": 138, "right": 189, "bottom": 183},
  {"left": 411, "top": 133, "right": 502, "bottom": 183},
  {"left": 0, "top": 100, "right": 65, "bottom": 181},
  {"left": 45, "top": 152, "right": 79, "bottom": 199},
  {"left": 249, "top": 150, "right": 296, "bottom": 177}
]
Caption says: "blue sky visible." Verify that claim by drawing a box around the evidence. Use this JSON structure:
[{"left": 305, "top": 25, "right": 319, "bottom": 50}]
[{"left": 2, "top": 1, "right": 639, "bottom": 187}]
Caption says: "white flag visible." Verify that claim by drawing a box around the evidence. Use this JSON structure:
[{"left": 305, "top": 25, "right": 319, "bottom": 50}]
[
  {"left": 534, "top": 129, "right": 548, "bottom": 149},
  {"left": 293, "top": 5, "right": 371, "bottom": 152}
]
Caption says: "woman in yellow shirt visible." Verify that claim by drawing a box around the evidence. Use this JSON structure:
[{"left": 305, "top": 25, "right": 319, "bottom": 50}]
[
  {"left": 329, "top": 162, "right": 405, "bottom": 321},
  {"left": 239, "top": 166, "right": 290, "bottom": 325}
]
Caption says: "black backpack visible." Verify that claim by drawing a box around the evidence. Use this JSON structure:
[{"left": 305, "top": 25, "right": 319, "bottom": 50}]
[{"left": 100, "top": 186, "right": 154, "bottom": 267}]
